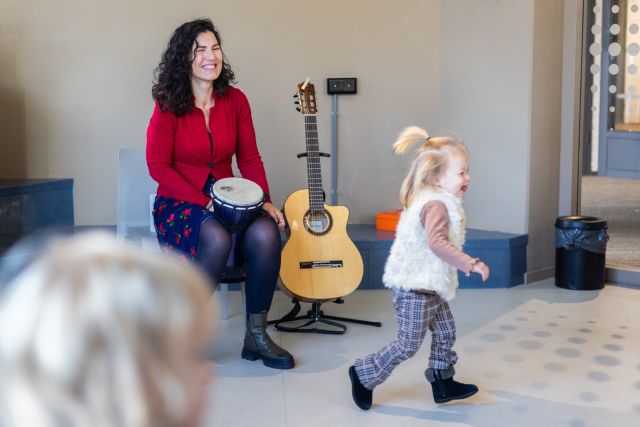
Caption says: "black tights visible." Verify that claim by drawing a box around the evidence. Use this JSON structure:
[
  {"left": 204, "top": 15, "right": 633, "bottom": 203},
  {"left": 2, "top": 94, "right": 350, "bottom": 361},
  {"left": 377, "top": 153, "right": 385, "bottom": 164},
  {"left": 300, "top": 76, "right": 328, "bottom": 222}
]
[{"left": 196, "top": 215, "right": 281, "bottom": 314}]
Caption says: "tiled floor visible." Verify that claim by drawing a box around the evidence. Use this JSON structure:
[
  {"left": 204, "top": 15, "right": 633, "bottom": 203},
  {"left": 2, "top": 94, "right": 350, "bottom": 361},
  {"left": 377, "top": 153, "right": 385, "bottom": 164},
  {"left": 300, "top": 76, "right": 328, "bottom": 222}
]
[
  {"left": 205, "top": 280, "right": 640, "bottom": 427},
  {"left": 581, "top": 175, "right": 640, "bottom": 268}
]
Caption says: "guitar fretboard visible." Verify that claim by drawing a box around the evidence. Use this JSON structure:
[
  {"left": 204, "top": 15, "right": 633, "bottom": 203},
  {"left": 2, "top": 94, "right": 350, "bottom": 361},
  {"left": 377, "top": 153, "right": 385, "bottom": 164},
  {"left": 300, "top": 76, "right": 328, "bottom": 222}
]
[{"left": 304, "top": 115, "right": 324, "bottom": 212}]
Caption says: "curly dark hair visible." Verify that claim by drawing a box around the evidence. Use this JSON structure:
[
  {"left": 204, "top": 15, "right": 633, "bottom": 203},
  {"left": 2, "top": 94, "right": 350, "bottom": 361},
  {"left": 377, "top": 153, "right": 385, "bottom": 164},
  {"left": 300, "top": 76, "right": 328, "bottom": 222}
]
[{"left": 152, "top": 18, "right": 236, "bottom": 116}]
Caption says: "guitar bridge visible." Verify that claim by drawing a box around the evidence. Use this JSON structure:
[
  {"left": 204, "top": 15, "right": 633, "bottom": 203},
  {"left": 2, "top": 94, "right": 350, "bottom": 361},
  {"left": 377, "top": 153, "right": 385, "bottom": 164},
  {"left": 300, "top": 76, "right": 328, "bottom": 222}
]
[{"left": 299, "top": 260, "right": 343, "bottom": 269}]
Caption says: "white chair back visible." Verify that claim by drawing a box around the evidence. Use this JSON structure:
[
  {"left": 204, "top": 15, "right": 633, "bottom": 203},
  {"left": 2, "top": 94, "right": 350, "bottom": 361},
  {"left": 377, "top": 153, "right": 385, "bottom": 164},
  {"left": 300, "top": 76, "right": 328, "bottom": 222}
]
[{"left": 116, "top": 148, "right": 157, "bottom": 238}]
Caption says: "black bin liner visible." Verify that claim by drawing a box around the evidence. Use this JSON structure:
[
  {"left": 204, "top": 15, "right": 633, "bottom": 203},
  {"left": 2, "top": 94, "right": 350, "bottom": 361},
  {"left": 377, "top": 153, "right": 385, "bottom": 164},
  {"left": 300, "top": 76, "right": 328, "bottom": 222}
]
[{"left": 555, "top": 216, "right": 608, "bottom": 290}]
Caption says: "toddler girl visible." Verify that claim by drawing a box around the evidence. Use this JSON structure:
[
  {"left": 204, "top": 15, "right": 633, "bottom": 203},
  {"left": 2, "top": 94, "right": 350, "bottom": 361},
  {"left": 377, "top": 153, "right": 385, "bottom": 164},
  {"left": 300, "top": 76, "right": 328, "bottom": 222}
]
[{"left": 349, "top": 126, "right": 490, "bottom": 409}]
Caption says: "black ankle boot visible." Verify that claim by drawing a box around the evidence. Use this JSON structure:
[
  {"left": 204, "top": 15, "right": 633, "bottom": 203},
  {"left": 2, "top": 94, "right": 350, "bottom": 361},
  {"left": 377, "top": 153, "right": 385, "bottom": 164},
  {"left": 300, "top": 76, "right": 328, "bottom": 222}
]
[
  {"left": 241, "top": 311, "right": 295, "bottom": 370},
  {"left": 426, "top": 368, "right": 478, "bottom": 404},
  {"left": 348, "top": 365, "right": 372, "bottom": 410}
]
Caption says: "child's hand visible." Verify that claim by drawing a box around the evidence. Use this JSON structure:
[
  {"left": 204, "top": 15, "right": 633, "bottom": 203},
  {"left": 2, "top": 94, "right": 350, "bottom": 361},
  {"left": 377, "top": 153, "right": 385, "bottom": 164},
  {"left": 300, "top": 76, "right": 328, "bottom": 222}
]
[{"left": 471, "top": 260, "right": 490, "bottom": 282}]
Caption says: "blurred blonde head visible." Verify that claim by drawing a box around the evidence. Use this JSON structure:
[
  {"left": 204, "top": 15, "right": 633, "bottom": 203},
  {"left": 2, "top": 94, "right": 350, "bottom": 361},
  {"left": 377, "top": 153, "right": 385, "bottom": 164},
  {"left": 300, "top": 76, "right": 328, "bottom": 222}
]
[
  {"left": 393, "top": 126, "right": 468, "bottom": 207},
  {"left": 0, "top": 232, "right": 212, "bottom": 427}
]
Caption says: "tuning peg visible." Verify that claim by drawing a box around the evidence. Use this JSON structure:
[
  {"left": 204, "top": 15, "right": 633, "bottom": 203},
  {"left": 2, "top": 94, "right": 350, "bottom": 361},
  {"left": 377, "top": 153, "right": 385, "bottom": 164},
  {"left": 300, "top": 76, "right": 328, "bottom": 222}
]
[
  {"left": 296, "top": 107, "right": 301, "bottom": 112},
  {"left": 294, "top": 101, "right": 299, "bottom": 104},
  {"left": 292, "top": 94, "right": 298, "bottom": 98}
]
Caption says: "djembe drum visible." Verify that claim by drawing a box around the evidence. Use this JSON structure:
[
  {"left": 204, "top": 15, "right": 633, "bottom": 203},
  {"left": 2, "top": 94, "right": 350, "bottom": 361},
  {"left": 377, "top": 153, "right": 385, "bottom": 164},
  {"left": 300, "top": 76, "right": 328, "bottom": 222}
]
[{"left": 210, "top": 177, "right": 265, "bottom": 269}]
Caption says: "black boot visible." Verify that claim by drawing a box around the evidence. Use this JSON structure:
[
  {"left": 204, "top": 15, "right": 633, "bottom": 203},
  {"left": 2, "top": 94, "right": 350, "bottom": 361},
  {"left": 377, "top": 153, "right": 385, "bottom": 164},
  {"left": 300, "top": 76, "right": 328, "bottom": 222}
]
[
  {"left": 426, "top": 367, "right": 478, "bottom": 404},
  {"left": 241, "top": 311, "right": 295, "bottom": 369},
  {"left": 348, "top": 365, "right": 372, "bottom": 410}
]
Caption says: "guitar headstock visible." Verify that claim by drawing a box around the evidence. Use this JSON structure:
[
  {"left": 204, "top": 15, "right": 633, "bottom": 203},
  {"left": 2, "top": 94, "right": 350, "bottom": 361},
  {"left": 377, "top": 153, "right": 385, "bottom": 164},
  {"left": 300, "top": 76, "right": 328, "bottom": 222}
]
[{"left": 294, "top": 78, "right": 317, "bottom": 115}]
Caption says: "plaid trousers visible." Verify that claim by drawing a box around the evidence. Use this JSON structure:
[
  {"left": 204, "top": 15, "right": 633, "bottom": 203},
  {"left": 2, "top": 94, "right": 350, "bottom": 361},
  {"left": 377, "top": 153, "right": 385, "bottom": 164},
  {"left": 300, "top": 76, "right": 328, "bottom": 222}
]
[{"left": 354, "top": 288, "right": 458, "bottom": 390}]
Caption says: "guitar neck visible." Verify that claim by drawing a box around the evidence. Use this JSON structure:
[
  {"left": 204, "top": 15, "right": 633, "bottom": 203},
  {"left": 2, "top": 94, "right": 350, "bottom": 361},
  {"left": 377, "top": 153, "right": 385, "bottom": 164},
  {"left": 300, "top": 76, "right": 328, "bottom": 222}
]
[{"left": 304, "top": 115, "right": 324, "bottom": 212}]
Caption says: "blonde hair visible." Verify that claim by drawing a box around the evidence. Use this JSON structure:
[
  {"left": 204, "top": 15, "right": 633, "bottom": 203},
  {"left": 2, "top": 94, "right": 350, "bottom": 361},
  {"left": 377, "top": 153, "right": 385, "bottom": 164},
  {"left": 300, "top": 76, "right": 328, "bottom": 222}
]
[
  {"left": 0, "top": 232, "right": 212, "bottom": 427},
  {"left": 393, "top": 126, "right": 468, "bottom": 207}
]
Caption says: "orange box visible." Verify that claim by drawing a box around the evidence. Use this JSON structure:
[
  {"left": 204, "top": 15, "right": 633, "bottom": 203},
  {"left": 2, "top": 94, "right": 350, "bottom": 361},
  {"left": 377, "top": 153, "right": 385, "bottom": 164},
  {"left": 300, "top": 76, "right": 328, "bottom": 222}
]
[{"left": 375, "top": 210, "right": 402, "bottom": 231}]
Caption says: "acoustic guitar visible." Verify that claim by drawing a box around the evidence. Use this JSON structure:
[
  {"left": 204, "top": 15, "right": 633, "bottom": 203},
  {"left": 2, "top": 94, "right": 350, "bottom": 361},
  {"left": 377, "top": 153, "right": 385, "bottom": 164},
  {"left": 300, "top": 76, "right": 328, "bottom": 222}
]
[{"left": 279, "top": 79, "right": 364, "bottom": 301}]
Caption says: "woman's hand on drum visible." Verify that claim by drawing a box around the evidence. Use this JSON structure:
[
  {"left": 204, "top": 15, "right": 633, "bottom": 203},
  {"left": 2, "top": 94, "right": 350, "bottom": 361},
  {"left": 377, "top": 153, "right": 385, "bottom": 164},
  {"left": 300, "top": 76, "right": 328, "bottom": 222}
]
[{"left": 262, "top": 202, "right": 285, "bottom": 230}]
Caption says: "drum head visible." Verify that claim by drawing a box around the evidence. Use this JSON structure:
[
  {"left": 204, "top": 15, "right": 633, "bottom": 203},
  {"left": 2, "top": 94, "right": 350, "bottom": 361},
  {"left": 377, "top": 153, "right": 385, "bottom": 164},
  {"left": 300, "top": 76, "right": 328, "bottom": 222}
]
[{"left": 212, "top": 177, "right": 264, "bottom": 206}]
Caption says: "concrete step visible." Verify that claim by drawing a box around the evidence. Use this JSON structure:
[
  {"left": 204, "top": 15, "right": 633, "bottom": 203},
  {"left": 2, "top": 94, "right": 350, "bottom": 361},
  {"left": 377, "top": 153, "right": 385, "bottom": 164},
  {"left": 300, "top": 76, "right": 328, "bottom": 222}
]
[
  {"left": 126, "top": 223, "right": 528, "bottom": 289},
  {"left": 348, "top": 224, "right": 527, "bottom": 289}
]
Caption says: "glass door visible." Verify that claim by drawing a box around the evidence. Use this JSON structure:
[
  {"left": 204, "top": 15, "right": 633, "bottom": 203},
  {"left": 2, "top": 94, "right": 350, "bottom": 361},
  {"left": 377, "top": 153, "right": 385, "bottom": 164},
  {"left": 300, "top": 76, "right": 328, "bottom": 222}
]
[
  {"left": 598, "top": 0, "right": 640, "bottom": 178},
  {"left": 583, "top": 0, "right": 640, "bottom": 269}
]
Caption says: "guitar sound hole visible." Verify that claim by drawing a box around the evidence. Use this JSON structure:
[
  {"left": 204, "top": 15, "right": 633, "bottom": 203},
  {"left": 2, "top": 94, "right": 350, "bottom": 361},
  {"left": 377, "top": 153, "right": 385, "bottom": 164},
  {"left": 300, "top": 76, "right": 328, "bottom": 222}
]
[{"left": 304, "top": 210, "right": 332, "bottom": 236}]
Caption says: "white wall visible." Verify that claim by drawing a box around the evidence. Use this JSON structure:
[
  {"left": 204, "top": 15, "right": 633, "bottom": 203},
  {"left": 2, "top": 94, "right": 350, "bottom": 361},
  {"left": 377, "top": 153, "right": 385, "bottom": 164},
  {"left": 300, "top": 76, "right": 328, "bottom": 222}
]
[
  {"left": 528, "top": 0, "right": 565, "bottom": 278},
  {"left": 0, "top": 0, "right": 440, "bottom": 226},
  {"left": 0, "top": 0, "right": 568, "bottom": 275},
  {"left": 439, "top": 0, "right": 535, "bottom": 234},
  {"left": 224, "top": 1, "right": 442, "bottom": 225},
  {"left": 438, "top": 0, "right": 565, "bottom": 277},
  {"left": 559, "top": 0, "right": 583, "bottom": 217}
]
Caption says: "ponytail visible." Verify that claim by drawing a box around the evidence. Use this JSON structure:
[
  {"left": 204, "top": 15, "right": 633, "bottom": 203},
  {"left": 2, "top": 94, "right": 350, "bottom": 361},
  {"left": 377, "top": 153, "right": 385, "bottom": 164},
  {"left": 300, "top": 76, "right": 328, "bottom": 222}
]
[
  {"left": 393, "top": 126, "right": 466, "bottom": 208},
  {"left": 392, "top": 126, "right": 430, "bottom": 155}
]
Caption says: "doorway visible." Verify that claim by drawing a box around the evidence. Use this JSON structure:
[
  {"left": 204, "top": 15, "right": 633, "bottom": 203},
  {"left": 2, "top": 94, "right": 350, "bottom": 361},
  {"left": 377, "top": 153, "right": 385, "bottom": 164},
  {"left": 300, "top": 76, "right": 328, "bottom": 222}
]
[{"left": 582, "top": 0, "right": 640, "bottom": 269}]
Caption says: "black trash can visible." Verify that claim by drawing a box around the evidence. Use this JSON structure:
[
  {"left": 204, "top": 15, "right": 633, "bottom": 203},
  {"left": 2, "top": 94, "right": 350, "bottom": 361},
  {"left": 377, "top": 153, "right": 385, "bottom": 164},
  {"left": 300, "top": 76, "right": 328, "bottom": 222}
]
[{"left": 555, "top": 216, "right": 608, "bottom": 290}]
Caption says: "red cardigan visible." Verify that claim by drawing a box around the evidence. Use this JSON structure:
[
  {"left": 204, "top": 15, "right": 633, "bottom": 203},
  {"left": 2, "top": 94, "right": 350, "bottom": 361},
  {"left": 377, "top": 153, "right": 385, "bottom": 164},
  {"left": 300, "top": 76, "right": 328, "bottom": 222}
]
[{"left": 146, "top": 87, "right": 271, "bottom": 207}]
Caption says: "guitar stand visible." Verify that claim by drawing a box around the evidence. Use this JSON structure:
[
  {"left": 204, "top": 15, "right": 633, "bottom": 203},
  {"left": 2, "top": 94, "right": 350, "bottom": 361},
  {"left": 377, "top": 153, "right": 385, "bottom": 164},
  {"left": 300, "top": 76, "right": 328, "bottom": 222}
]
[{"left": 268, "top": 298, "right": 382, "bottom": 335}]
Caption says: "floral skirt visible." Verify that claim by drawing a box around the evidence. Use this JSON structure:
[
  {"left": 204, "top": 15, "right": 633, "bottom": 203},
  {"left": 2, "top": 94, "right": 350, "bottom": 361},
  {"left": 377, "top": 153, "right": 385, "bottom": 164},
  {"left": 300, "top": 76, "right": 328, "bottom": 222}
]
[{"left": 152, "top": 178, "right": 216, "bottom": 261}]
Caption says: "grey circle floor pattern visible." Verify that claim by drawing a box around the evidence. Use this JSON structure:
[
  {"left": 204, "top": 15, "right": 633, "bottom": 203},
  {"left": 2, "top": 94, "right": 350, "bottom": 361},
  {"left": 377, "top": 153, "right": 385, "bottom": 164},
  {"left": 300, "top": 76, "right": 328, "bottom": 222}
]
[
  {"left": 399, "top": 286, "right": 640, "bottom": 426},
  {"left": 556, "top": 347, "right": 581, "bottom": 358},
  {"left": 587, "top": 371, "right": 610, "bottom": 382},
  {"left": 579, "top": 391, "right": 599, "bottom": 402},
  {"left": 503, "top": 354, "right": 524, "bottom": 363},
  {"left": 481, "top": 306, "right": 638, "bottom": 422},
  {"left": 544, "top": 362, "right": 567, "bottom": 372},
  {"left": 593, "top": 355, "right": 621, "bottom": 366},
  {"left": 603, "top": 343, "right": 622, "bottom": 351},
  {"left": 517, "top": 340, "right": 543, "bottom": 350},
  {"left": 480, "top": 333, "right": 506, "bottom": 342}
]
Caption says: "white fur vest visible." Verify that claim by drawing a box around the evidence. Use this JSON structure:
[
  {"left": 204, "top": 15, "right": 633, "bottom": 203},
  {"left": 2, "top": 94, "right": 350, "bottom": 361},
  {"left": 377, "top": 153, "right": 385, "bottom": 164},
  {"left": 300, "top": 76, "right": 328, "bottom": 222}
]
[{"left": 382, "top": 188, "right": 466, "bottom": 301}]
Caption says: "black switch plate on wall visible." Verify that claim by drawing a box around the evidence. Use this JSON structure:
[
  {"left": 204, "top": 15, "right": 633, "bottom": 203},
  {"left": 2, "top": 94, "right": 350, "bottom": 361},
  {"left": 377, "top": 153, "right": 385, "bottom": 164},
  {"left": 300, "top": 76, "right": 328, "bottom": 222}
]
[{"left": 327, "top": 78, "right": 357, "bottom": 94}]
